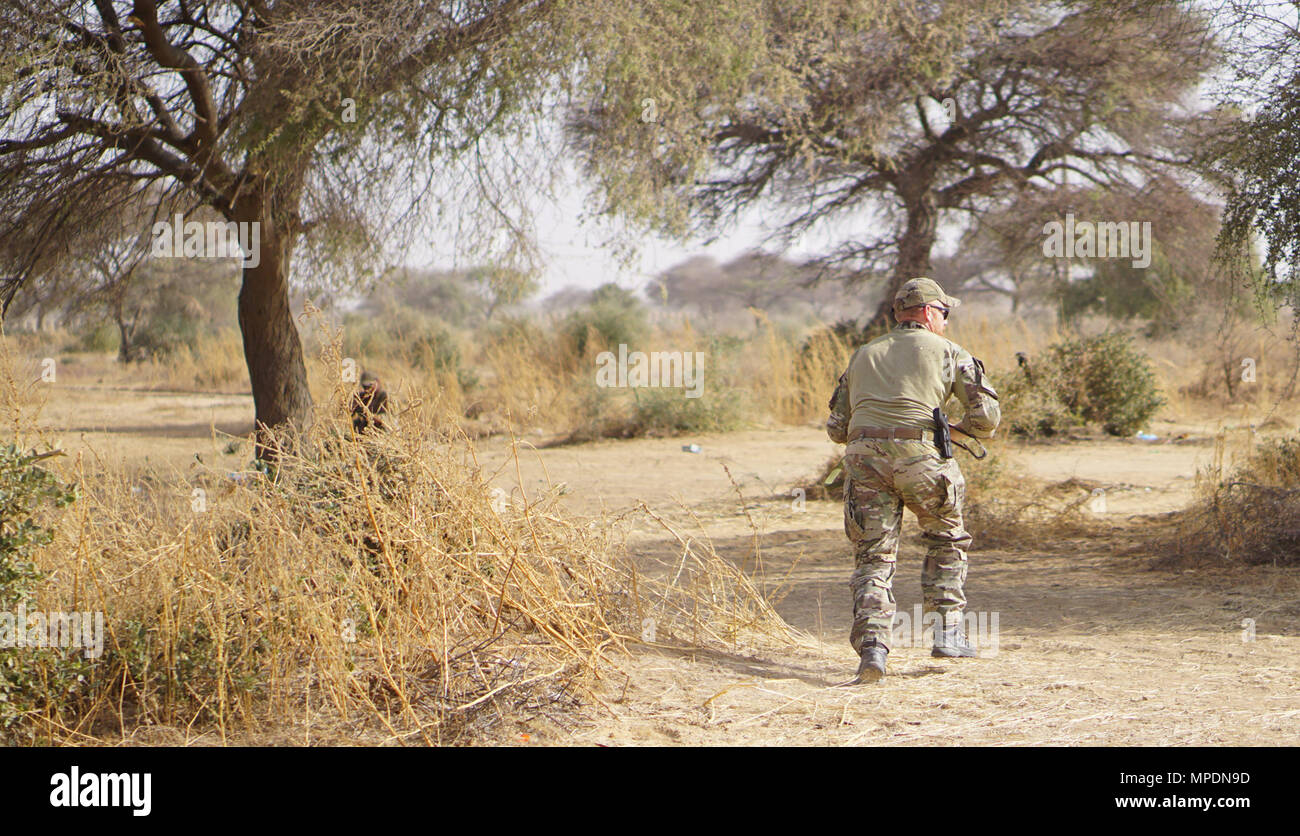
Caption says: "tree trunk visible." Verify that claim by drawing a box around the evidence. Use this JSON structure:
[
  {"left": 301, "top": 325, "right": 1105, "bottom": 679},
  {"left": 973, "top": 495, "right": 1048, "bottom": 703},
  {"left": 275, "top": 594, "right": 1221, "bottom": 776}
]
[
  {"left": 866, "top": 191, "right": 938, "bottom": 330},
  {"left": 234, "top": 202, "right": 313, "bottom": 459},
  {"left": 116, "top": 317, "right": 131, "bottom": 363},
  {"left": 112, "top": 294, "right": 132, "bottom": 363}
]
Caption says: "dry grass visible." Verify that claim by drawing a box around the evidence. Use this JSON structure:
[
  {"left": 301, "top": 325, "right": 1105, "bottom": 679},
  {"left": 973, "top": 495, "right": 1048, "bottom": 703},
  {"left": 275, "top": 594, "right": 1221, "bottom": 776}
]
[
  {"left": 8, "top": 299, "right": 1300, "bottom": 744},
  {"left": 8, "top": 312, "right": 1300, "bottom": 746},
  {"left": 28, "top": 302, "right": 1289, "bottom": 440},
  {"left": 746, "top": 313, "right": 851, "bottom": 425},
  {"left": 1, "top": 334, "right": 793, "bottom": 746},
  {"left": 945, "top": 311, "right": 1064, "bottom": 376},
  {"left": 796, "top": 442, "right": 1101, "bottom": 550},
  {"left": 141, "top": 330, "right": 249, "bottom": 392},
  {"left": 1157, "top": 430, "right": 1300, "bottom": 567}
]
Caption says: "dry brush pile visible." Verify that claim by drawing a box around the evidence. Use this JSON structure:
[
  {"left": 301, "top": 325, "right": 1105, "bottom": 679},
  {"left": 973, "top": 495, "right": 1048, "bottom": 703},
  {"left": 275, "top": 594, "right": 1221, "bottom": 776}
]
[
  {"left": 1161, "top": 432, "right": 1300, "bottom": 567},
  {"left": 1, "top": 380, "right": 792, "bottom": 744}
]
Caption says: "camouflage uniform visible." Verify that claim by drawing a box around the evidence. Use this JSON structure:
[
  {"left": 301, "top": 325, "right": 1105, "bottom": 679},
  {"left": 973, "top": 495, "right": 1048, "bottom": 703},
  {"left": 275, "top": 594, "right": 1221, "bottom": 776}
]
[
  {"left": 827, "top": 287, "right": 1000, "bottom": 654},
  {"left": 351, "top": 371, "right": 392, "bottom": 434}
]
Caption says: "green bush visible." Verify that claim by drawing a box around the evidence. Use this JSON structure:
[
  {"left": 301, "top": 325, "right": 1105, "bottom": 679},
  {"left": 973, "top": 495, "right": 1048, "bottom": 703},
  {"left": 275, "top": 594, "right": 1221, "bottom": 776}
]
[
  {"left": 0, "top": 448, "right": 76, "bottom": 611},
  {"left": 630, "top": 387, "right": 746, "bottom": 435},
  {"left": 997, "top": 333, "right": 1164, "bottom": 438},
  {"left": 562, "top": 284, "right": 650, "bottom": 359},
  {"left": 0, "top": 446, "right": 80, "bottom": 741},
  {"left": 564, "top": 380, "right": 745, "bottom": 442},
  {"left": 131, "top": 312, "right": 202, "bottom": 360},
  {"left": 106, "top": 615, "right": 268, "bottom": 725},
  {"left": 410, "top": 326, "right": 479, "bottom": 391},
  {"left": 74, "top": 322, "right": 118, "bottom": 354},
  {"left": 991, "top": 369, "right": 1083, "bottom": 438},
  {"left": 0, "top": 448, "right": 271, "bottom": 742},
  {"left": 343, "top": 306, "right": 424, "bottom": 358},
  {"left": 1049, "top": 333, "right": 1165, "bottom": 436},
  {"left": 1058, "top": 248, "right": 1199, "bottom": 337},
  {"left": 343, "top": 311, "right": 480, "bottom": 391}
]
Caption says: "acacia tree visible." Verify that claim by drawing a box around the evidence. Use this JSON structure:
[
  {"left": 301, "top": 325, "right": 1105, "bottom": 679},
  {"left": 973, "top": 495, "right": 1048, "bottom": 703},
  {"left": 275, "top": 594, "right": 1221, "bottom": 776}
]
[
  {"left": 942, "top": 188, "right": 1084, "bottom": 313},
  {"left": 1211, "top": 0, "right": 1300, "bottom": 319},
  {"left": 954, "top": 174, "right": 1230, "bottom": 318},
  {"left": 650, "top": 252, "right": 838, "bottom": 315},
  {"left": 570, "top": 0, "right": 1223, "bottom": 328},
  {"left": 78, "top": 227, "right": 152, "bottom": 361},
  {"left": 471, "top": 264, "right": 539, "bottom": 321},
  {"left": 0, "top": 0, "right": 577, "bottom": 451}
]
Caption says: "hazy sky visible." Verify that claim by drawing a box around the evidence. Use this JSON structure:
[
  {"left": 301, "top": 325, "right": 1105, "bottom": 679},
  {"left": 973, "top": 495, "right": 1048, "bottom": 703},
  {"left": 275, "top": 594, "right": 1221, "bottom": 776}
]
[
  {"left": 528, "top": 184, "right": 785, "bottom": 298},
  {"left": 488, "top": 162, "right": 970, "bottom": 300},
  {"left": 410, "top": 0, "right": 1284, "bottom": 301},
  {"left": 413, "top": 160, "right": 803, "bottom": 299},
  {"left": 416, "top": 156, "right": 930, "bottom": 301}
]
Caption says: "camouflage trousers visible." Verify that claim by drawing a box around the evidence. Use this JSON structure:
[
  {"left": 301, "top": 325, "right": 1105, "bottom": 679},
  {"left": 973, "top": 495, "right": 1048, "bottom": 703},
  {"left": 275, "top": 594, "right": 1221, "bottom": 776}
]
[{"left": 843, "top": 440, "right": 971, "bottom": 653}]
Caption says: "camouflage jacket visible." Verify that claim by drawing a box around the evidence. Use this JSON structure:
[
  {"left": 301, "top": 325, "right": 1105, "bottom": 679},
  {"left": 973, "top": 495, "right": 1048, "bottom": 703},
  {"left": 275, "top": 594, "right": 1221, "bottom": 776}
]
[{"left": 827, "top": 322, "right": 1000, "bottom": 444}]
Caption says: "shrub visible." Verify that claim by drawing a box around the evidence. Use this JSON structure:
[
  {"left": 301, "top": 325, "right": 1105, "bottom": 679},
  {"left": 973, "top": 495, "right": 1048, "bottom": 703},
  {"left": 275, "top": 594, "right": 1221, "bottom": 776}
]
[
  {"left": 411, "top": 326, "right": 479, "bottom": 391},
  {"left": 1242, "top": 435, "right": 1300, "bottom": 488},
  {"left": 22, "top": 410, "right": 789, "bottom": 743},
  {"left": 991, "top": 368, "right": 1084, "bottom": 438},
  {"left": 999, "top": 333, "right": 1164, "bottom": 437},
  {"left": 630, "top": 387, "right": 746, "bottom": 435},
  {"left": 0, "top": 446, "right": 269, "bottom": 742},
  {"left": 130, "top": 311, "right": 202, "bottom": 360},
  {"left": 561, "top": 284, "right": 650, "bottom": 360},
  {"left": 1058, "top": 250, "right": 1192, "bottom": 326},
  {"left": 0, "top": 448, "right": 77, "bottom": 611},
  {"left": 0, "top": 447, "right": 80, "bottom": 741},
  {"left": 1168, "top": 435, "right": 1300, "bottom": 566},
  {"left": 73, "top": 322, "right": 118, "bottom": 354},
  {"left": 342, "top": 305, "right": 425, "bottom": 358},
  {"left": 1048, "top": 333, "right": 1165, "bottom": 436},
  {"left": 562, "top": 379, "right": 745, "bottom": 442}
]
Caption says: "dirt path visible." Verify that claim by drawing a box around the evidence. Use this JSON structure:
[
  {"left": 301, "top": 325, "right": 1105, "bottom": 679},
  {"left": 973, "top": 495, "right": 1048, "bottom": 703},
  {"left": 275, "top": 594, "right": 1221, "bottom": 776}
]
[
  {"left": 473, "top": 427, "right": 1300, "bottom": 746},
  {"left": 29, "top": 386, "right": 1300, "bottom": 745},
  {"left": 565, "top": 523, "right": 1300, "bottom": 745},
  {"left": 28, "top": 384, "right": 253, "bottom": 474}
]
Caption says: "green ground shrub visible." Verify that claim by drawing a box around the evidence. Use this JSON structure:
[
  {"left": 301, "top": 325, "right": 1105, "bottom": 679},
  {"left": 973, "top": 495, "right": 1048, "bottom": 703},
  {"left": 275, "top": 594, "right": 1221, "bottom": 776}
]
[
  {"left": 0, "top": 447, "right": 80, "bottom": 741},
  {"left": 629, "top": 387, "right": 746, "bottom": 435},
  {"left": 561, "top": 284, "right": 650, "bottom": 359},
  {"left": 998, "top": 333, "right": 1164, "bottom": 437},
  {"left": 1049, "top": 333, "right": 1164, "bottom": 435}
]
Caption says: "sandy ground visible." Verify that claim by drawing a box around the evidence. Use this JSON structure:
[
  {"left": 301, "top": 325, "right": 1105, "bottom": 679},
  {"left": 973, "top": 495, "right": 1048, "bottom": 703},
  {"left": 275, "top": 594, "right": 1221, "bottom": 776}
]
[
  {"left": 27, "top": 383, "right": 1300, "bottom": 745},
  {"left": 473, "top": 424, "right": 1300, "bottom": 746}
]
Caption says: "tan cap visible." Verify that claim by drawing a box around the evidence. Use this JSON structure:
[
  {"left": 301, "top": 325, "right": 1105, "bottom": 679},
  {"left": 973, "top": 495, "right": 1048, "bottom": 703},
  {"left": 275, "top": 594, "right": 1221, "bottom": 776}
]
[{"left": 893, "top": 277, "right": 960, "bottom": 313}]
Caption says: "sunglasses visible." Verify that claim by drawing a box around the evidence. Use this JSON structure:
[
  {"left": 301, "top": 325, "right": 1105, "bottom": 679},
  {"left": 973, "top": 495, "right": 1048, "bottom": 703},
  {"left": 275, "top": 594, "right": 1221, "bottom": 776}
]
[{"left": 929, "top": 305, "right": 950, "bottom": 320}]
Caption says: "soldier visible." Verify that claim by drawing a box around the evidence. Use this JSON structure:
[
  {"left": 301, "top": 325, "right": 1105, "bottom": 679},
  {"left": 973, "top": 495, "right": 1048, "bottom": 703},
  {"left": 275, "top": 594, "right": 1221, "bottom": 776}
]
[
  {"left": 826, "top": 278, "right": 1000, "bottom": 683},
  {"left": 351, "top": 371, "right": 392, "bottom": 434}
]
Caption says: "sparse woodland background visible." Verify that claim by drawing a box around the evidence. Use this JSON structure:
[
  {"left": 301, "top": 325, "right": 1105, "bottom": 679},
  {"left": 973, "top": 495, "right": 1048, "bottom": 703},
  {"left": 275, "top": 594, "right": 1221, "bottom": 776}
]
[{"left": 1, "top": 0, "right": 1299, "bottom": 744}]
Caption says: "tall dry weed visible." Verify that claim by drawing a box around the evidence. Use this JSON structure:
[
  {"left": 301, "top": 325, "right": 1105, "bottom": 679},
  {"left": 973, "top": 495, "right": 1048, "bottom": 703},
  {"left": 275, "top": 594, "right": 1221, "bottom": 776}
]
[
  {"left": 1160, "top": 431, "right": 1300, "bottom": 566},
  {"left": 1, "top": 331, "right": 792, "bottom": 745}
]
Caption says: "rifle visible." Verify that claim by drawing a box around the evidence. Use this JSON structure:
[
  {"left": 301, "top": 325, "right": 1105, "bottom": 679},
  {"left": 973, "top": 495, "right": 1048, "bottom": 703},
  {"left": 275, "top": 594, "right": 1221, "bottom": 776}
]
[
  {"left": 932, "top": 408, "right": 986, "bottom": 460},
  {"left": 932, "top": 407, "right": 953, "bottom": 459}
]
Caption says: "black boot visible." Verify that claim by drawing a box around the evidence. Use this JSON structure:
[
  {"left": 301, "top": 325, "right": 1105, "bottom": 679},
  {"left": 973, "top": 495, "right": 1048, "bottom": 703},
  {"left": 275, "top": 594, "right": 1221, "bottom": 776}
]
[
  {"left": 932, "top": 624, "right": 978, "bottom": 658},
  {"left": 855, "top": 642, "right": 888, "bottom": 683}
]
